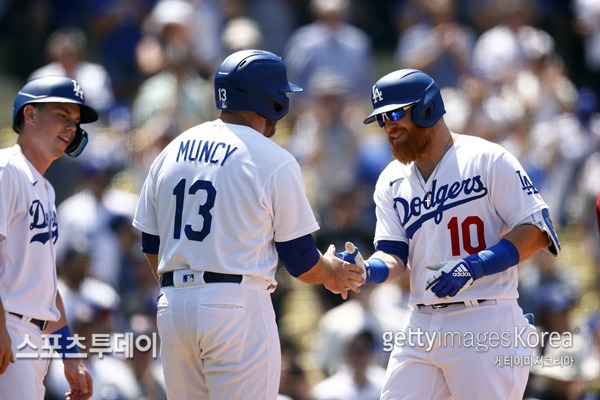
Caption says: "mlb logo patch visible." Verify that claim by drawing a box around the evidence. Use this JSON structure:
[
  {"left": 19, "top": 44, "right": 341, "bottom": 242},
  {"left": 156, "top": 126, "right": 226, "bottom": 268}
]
[{"left": 183, "top": 274, "right": 195, "bottom": 283}]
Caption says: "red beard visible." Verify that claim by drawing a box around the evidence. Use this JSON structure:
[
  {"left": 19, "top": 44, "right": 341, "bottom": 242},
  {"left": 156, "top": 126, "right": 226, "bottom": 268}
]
[{"left": 390, "top": 126, "right": 432, "bottom": 164}]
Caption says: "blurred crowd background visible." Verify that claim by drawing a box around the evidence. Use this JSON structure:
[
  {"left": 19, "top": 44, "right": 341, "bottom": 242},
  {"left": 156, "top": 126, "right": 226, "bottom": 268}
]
[{"left": 0, "top": 0, "right": 598, "bottom": 399}]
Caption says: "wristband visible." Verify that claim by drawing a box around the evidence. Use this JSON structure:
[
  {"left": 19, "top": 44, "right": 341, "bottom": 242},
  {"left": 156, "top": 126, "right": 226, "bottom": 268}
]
[
  {"left": 365, "top": 258, "right": 389, "bottom": 283},
  {"left": 463, "top": 239, "right": 520, "bottom": 280},
  {"left": 52, "top": 325, "right": 79, "bottom": 359}
]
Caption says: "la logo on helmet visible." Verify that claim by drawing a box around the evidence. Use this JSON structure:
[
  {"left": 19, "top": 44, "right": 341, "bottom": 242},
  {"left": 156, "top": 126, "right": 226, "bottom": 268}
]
[
  {"left": 372, "top": 85, "right": 383, "bottom": 103},
  {"left": 72, "top": 80, "right": 84, "bottom": 100}
]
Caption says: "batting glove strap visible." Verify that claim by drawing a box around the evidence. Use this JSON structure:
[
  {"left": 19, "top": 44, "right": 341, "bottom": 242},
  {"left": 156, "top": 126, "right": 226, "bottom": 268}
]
[
  {"left": 364, "top": 258, "right": 389, "bottom": 283},
  {"left": 463, "top": 239, "right": 520, "bottom": 280}
]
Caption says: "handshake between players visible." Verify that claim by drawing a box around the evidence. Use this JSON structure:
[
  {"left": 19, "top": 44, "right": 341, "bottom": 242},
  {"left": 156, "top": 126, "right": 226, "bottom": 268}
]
[{"left": 334, "top": 241, "right": 471, "bottom": 299}]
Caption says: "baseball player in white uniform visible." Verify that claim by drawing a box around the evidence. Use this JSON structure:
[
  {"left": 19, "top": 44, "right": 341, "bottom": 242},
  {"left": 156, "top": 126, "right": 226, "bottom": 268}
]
[
  {"left": 132, "top": 50, "right": 363, "bottom": 399},
  {"left": 337, "top": 69, "right": 561, "bottom": 400},
  {"left": 0, "top": 76, "right": 97, "bottom": 399}
]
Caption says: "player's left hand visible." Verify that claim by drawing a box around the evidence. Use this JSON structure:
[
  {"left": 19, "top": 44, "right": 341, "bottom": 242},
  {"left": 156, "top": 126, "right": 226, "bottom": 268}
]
[
  {"left": 63, "top": 359, "right": 93, "bottom": 400},
  {"left": 425, "top": 259, "right": 474, "bottom": 298}
]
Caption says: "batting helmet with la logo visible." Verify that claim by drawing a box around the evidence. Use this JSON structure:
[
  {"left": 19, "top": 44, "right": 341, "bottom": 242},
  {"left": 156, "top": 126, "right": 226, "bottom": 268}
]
[
  {"left": 12, "top": 76, "right": 98, "bottom": 157},
  {"left": 363, "top": 69, "right": 445, "bottom": 128}
]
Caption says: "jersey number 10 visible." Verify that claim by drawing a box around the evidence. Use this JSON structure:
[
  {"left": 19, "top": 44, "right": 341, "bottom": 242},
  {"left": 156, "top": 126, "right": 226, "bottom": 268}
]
[
  {"left": 172, "top": 178, "right": 216, "bottom": 241},
  {"left": 447, "top": 216, "right": 486, "bottom": 256}
]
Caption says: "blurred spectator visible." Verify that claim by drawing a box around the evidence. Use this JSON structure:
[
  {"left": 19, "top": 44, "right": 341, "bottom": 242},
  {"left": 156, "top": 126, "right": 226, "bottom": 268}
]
[
  {"left": 526, "top": 333, "right": 600, "bottom": 400},
  {"left": 524, "top": 88, "right": 600, "bottom": 226},
  {"left": 471, "top": 0, "right": 544, "bottom": 83},
  {"left": 518, "top": 252, "right": 581, "bottom": 335},
  {"left": 131, "top": 0, "right": 214, "bottom": 189},
  {"left": 573, "top": 0, "right": 600, "bottom": 93},
  {"left": 120, "top": 241, "right": 161, "bottom": 319},
  {"left": 86, "top": 0, "right": 155, "bottom": 105},
  {"left": 244, "top": 0, "right": 294, "bottom": 55},
  {"left": 56, "top": 154, "right": 138, "bottom": 289},
  {"left": 221, "top": 16, "right": 264, "bottom": 55},
  {"left": 283, "top": 0, "right": 375, "bottom": 103},
  {"left": 56, "top": 245, "right": 120, "bottom": 325},
  {"left": 124, "top": 313, "right": 167, "bottom": 400},
  {"left": 512, "top": 35, "right": 577, "bottom": 125},
  {"left": 278, "top": 336, "right": 312, "bottom": 400},
  {"left": 314, "top": 277, "right": 410, "bottom": 377},
  {"left": 29, "top": 27, "right": 116, "bottom": 119},
  {"left": 394, "top": 0, "right": 475, "bottom": 89},
  {"left": 596, "top": 192, "right": 600, "bottom": 237},
  {"left": 312, "top": 330, "right": 386, "bottom": 400},
  {"left": 287, "top": 68, "right": 363, "bottom": 214},
  {"left": 188, "top": 0, "right": 227, "bottom": 77}
]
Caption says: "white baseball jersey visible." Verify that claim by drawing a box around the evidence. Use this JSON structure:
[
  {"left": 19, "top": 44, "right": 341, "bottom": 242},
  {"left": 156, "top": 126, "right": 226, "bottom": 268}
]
[
  {"left": 133, "top": 119, "right": 320, "bottom": 284},
  {"left": 374, "top": 134, "right": 559, "bottom": 306},
  {"left": 0, "top": 145, "right": 60, "bottom": 321}
]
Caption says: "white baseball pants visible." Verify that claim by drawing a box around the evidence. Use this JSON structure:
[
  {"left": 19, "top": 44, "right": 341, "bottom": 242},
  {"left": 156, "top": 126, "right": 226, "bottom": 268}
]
[
  {"left": 157, "top": 281, "right": 281, "bottom": 399},
  {"left": 381, "top": 299, "right": 535, "bottom": 400},
  {"left": 0, "top": 313, "right": 51, "bottom": 399}
]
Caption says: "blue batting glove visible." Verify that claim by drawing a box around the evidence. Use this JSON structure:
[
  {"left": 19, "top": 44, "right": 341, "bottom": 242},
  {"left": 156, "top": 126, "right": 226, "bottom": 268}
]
[
  {"left": 336, "top": 246, "right": 367, "bottom": 281},
  {"left": 425, "top": 259, "right": 475, "bottom": 298},
  {"left": 336, "top": 249, "right": 359, "bottom": 265}
]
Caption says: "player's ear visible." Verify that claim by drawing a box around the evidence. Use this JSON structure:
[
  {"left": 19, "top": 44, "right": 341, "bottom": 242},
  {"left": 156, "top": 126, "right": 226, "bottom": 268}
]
[{"left": 22, "top": 104, "right": 37, "bottom": 125}]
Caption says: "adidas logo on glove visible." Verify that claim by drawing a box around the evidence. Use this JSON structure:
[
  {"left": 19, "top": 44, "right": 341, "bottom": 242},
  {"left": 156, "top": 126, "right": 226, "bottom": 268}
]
[{"left": 452, "top": 264, "right": 471, "bottom": 277}]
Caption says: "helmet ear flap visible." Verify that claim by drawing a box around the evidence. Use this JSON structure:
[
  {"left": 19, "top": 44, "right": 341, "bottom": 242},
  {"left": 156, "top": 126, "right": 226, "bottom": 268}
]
[
  {"left": 64, "top": 127, "right": 88, "bottom": 158},
  {"left": 411, "top": 86, "right": 444, "bottom": 128}
]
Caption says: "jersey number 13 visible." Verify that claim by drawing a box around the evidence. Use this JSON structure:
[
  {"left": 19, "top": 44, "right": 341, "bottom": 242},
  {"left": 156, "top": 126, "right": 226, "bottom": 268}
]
[{"left": 172, "top": 178, "right": 216, "bottom": 241}]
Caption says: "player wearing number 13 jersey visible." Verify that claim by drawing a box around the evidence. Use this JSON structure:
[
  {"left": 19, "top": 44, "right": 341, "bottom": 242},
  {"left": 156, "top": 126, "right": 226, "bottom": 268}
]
[
  {"left": 337, "top": 69, "right": 561, "bottom": 400},
  {"left": 132, "top": 50, "right": 363, "bottom": 400}
]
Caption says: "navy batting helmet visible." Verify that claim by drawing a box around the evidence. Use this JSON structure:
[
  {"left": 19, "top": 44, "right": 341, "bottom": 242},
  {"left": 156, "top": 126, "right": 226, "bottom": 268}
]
[
  {"left": 214, "top": 50, "right": 302, "bottom": 122},
  {"left": 364, "top": 69, "right": 445, "bottom": 128},
  {"left": 13, "top": 76, "right": 99, "bottom": 157}
]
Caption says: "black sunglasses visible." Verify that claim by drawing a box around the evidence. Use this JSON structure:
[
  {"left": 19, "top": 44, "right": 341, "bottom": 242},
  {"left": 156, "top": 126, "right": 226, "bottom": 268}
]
[{"left": 376, "top": 104, "right": 413, "bottom": 127}]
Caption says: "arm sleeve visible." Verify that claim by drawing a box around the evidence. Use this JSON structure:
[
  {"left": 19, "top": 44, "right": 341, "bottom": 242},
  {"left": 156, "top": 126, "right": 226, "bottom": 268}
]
[
  {"left": 275, "top": 234, "right": 320, "bottom": 277},
  {"left": 141, "top": 232, "right": 160, "bottom": 254},
  {"left": 375, "top": 240, "right": 409, "bottom": 266}
]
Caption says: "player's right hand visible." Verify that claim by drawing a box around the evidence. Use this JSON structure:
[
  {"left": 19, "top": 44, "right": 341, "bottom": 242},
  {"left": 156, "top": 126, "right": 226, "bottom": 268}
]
[
  {"left": 324, "top": 245, "right": 365, "bottom": 299},
  {"left": 0, "top": 325, "right": 15, "bottom": 375},
  {"left": 64, "top": 358, "right": 93, "bottom": 400}
]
